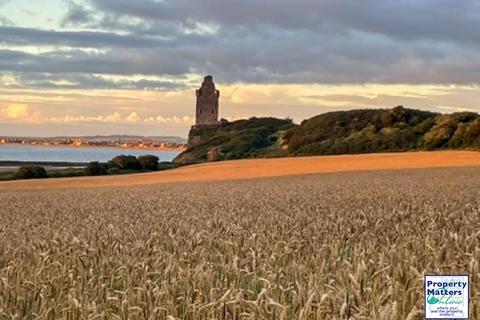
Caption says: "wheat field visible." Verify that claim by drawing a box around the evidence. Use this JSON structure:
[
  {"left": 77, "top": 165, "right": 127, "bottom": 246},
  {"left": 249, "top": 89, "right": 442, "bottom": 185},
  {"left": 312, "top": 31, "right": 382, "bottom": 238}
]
[
  {"left": 3, "top": 151, "right": 480, "bottom": 191},
  {"left": 0, "top": 167, "right": 479, "bottom": 319}
]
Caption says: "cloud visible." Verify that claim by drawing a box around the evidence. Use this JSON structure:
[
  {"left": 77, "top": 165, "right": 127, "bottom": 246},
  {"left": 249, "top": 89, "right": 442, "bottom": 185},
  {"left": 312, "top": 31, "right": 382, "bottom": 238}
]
[
  {"left": 44, "top": 111, "right": 195, "bottom": 125},
  {"left": 61, "top": 1, "right": 95, "bottom": 27},
  {"left": 2, "top": 36, "right": 480, "bottom": 86},
  {"left": 0, "top": 16, "right": 11, "bottom": 26},
  {"left": 1, "top": 72, "right": 187, "bottom": 90},
  {"left": 0, "top": 48, "right": 195, "bottom": 78},
  {"left": 1, "top": 104, "right": 29, "bottom": 119},
  {"left": 144, "top": 115, "right": 194, "bottom": 125},
  {"left": 86, "top": 0, "right": 480, "bottom": 46},
  {"left": 45, "top": 112, "right": 124, "bottom": 123},
  {"left": 1, "top": 0, "right": 480, "bottom": 92},
  {"left": 0, "top": 103, "right": 43, "bottom": 122},
  {"left": 126, "top": 111, "right": 140, "bottom": 122},
  {"left": 0, "top": 25, "right": 168, "bottom": 48},
  {"left": 0, "top": 0, "right": 12, "bottom": 26}
]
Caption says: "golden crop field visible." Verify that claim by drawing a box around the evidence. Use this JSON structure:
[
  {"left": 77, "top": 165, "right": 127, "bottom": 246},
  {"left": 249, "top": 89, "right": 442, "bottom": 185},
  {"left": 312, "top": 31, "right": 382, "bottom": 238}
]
[{"left": 0, "top": 167, "right": 479, "bottom": 319}]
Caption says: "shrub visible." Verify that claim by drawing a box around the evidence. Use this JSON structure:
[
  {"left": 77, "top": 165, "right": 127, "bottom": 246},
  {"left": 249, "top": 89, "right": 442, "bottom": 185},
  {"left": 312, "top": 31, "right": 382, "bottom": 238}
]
[
  {"left": 47, "top": 168, "right": 86, "bottom": 178},
  {"left": 158, "top": 161, "right": 179, "bottom": 171},
  {"left": 86, "top": 162, "right": 109, "bottom": 176},
  {"left": 14, "top": 166, "right": 48, "bottom": 179},
  {"left": 109, "top": 155, "right": 140, "bottom": 170},
  {"left": 465, "top": 119, "right": 480, "bottom": 145},
  {"left": 449, "top": 123, "right": 467, "bottom": 148},
  {"left": 138, "top": 155, "right": 160, "bottom": 171},
  {"left": 175, "top": 117, "right": 295, "bottom": 165}
]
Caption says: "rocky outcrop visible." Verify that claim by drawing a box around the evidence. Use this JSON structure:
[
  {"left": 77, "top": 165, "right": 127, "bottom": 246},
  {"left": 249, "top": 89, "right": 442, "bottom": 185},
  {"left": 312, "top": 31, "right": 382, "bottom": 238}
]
[{"left": 206, "top": 146, "right": 223, "bottom": 162}]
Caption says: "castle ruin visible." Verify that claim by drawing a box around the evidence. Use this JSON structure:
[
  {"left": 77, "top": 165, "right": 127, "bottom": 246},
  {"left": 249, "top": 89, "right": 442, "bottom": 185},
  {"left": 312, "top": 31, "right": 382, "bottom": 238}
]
[{"left": 195, "top": 75, "right": 220, "bottom": 126}]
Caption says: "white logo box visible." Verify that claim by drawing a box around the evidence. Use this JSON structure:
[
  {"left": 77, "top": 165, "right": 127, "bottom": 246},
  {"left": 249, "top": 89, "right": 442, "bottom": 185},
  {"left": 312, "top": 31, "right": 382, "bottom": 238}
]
[{"left": 424, "top": 274, "right": 469, "bottom": 320}]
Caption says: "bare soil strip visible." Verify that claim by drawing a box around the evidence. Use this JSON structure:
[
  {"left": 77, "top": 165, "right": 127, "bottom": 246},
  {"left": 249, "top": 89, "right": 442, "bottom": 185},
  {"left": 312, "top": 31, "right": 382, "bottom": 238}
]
[{"left": 1, "top": 151, "right": 480, "bottom": 191}]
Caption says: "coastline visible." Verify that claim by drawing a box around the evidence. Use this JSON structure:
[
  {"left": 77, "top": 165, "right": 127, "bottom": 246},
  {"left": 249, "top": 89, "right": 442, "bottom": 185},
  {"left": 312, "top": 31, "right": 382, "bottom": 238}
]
[
  {"left": 0, "top": 143, "right": 186, "bottom": 152},
  {"left": 0, "top": 144, "right": 183, "bottom": 172},
  {"left": 0, "top": 160, "right": 87, "bottom": 167}
]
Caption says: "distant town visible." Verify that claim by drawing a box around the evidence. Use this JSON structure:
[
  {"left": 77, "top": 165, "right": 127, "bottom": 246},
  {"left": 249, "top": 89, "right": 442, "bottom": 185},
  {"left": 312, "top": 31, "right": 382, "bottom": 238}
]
[{"left": 0, "top": 135, "right": 187, "bottom": 151}]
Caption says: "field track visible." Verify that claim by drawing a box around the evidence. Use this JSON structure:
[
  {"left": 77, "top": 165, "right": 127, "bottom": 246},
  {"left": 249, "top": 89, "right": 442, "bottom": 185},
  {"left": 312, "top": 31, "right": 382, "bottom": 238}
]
[{"left": 1, "top": 150, "right": 480, "bottom": 191}]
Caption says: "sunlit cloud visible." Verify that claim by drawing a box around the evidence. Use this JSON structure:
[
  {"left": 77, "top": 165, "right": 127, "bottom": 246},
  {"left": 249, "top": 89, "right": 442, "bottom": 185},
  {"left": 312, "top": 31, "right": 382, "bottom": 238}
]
[
  {"left": 0, "top": 103, "right": 44, "bottom": 122},
  {"left": 1, "top": 104, "right": 29, "bottom": 119},
  {"left": 126, "top": 111, "right": 140, "bottom": 122},
  {"left": 144, "top": 115, "right": 195, "bottom": 125},
  {"left": 2, "top": 82, "right": 480, "bottom": 137},
  {"left": 2, "top": 0, "right": 480, "bottom": 136},
  {"left": 44, "top": 111, "right": 195, "bottom": 126},
  {"left": 45, "top": 113, "right": 121, "bottom": 123}
]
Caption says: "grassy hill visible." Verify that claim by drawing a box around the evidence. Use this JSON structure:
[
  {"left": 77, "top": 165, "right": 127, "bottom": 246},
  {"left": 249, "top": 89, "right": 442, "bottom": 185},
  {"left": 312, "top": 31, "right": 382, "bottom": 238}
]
[
  {"left": 174, "top": 118, "right": 295, "bottom": 165},
  {"left": 174, "top": 106, "right": 480, "bottom": 164}
]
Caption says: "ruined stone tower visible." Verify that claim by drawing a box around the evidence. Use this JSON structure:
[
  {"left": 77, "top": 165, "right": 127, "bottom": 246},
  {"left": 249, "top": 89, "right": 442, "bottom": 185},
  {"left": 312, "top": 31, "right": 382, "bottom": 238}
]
[{"left": 195, "top": 75, "right": 220, "bottom": 126}]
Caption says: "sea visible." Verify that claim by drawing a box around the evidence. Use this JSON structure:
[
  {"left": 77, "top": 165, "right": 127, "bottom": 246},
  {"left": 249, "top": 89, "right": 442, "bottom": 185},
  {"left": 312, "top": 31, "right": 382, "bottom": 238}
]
[{"left": 0, "top": 144, "right": 181, "bottom": 163}]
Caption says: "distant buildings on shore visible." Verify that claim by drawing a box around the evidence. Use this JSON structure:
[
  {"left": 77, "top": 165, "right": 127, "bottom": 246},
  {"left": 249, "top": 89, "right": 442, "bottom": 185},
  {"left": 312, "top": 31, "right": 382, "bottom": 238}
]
[{"left": 0, "top": 136, "right": 186, "bottom": 150}]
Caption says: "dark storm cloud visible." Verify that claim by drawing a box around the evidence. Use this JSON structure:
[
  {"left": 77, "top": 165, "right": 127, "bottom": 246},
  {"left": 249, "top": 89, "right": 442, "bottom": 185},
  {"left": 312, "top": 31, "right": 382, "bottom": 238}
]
[
  {"left": 4, "top": 72, "right": 186, "bottom": 90},
  {"left": 61, "top": 1, "right": 94, "bottom": 27},
  {"left": 0, "top": 49, "right": 194, "bottom": 75},
  {"left": 0, "top": 26, "right": 171, "bottom": 48},
  {"left": 2, "top": 0, "right": 480, "bottom": 89},
  {"left": 89, "top": 0, "right": 480, "bottom": 46}
]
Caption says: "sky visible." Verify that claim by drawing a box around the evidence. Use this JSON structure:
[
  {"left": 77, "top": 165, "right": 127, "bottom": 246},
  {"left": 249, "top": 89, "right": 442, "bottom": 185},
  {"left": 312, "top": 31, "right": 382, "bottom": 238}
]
[{"left": 1, "top": 0, "right": 480, "bottom": 137}]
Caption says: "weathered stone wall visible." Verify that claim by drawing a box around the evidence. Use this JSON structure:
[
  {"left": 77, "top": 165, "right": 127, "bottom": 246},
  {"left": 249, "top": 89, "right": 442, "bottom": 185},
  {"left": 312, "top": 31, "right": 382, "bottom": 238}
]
[{"left": 195, "top": 75, "right": 220, "bottom": 126}]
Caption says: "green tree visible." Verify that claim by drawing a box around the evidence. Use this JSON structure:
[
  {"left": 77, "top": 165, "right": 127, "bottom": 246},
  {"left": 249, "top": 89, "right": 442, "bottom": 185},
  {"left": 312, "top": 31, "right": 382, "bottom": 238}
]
[
  {"left": 109, "top": 155, "right": 140, "bottom": 170},
  {"left": 86, "top": 162, "right": 109, "bottom": 176},
  {"left": 15, "top": 166, "right": 48, "bottom": 179},
  {"left": 138, "top": 155, "right": 160, "bottom": 171}
]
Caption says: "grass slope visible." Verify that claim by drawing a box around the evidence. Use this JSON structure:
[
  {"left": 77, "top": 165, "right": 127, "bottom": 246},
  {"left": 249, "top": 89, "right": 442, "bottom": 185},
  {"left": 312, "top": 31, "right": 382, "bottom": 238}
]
[
  {"left": 175, "top": 106, "right": 480, "bottom": 164},
  {"left": 175, "top": 117, "right": 295, "bottom": 165}
]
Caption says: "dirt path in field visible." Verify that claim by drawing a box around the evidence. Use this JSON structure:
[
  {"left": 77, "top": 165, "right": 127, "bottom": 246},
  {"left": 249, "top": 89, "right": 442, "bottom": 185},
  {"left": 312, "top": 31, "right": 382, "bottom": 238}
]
[{"left": 1, "top": 151, "right": 480, "bottom": 191}]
